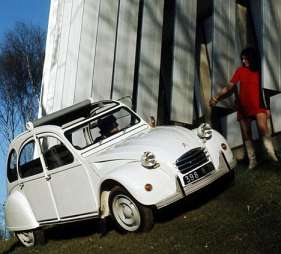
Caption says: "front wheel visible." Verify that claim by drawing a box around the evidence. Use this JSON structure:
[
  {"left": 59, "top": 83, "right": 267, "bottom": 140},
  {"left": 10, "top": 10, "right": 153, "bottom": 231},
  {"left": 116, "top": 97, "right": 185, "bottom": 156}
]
[
  {"left": 109, "top": 186, "right": 154, "bottom": 233},
  {"left": 16, "top": 229, "right": 45, "bottom": 247}
]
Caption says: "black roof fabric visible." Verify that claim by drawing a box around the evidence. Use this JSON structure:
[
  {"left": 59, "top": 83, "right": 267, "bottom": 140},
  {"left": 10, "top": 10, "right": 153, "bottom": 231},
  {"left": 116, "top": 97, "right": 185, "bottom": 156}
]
[{"left": 33, "top": 100, "right": 117, "bottom": 127}]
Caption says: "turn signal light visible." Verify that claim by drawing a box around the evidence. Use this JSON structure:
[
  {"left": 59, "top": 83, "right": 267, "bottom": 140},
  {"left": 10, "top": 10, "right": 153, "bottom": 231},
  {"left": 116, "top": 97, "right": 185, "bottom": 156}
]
[
  {"left": 221, "top": 143, "right": 227, "bottom": 150},
  {"left": 144, "top": 184, "right": 153, "bottom": 192}
]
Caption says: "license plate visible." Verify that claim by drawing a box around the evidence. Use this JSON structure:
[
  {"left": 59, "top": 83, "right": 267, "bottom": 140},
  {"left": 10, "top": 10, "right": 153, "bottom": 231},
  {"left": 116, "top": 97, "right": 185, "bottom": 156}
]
[{"left": 183, "top": 163, "right": 215, "bottom": 185}]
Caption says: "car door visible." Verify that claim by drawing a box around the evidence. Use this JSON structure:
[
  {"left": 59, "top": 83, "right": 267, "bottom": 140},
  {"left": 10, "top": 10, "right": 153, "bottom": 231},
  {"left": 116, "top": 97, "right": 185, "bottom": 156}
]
[
  {"left": 18, "top": 138, "right": 58, "bottom": 223},
  {"left": 38, "top": 134, "right": 99, "bottom": 220}
]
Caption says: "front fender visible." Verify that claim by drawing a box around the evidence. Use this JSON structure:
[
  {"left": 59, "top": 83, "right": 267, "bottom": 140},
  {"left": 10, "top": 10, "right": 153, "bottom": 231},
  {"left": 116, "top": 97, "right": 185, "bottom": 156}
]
[
  {"left": 205, "top": 130, "right": 236, "bottom": 169},
  {"left": 103, "top": 163, "right": 178, "bottom": 206},
  {"left": 5, "top": 190, "right": 39, "bottom": 232}
]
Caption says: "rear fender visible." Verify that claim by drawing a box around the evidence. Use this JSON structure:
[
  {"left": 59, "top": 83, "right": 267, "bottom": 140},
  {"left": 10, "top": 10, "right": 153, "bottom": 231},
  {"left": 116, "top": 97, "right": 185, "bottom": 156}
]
[{"left": 5, "top": 190, "right": 39, "bottom": 232}]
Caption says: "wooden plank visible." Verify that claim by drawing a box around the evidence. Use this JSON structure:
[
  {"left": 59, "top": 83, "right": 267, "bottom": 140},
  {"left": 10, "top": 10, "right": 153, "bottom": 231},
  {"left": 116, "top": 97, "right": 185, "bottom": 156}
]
[
  {"left": 74, "top": 0, "right": 101, "bottom": 103},
  {"left": 271, "top": 94, "right": 281, "bottom": 133},
  {"left": 91, "top": 0, "right": 119, "bottom": 101},
  {"left": 221, "top": 112, "right": 243, "bottom": 148},
  {"left": 136, "top": 0, "right": 164, "bottom": 122},
  {"left": 212, "top": 0, "right": 237, "bottom": 109},
  {"left": 40, "top": 0, "right": 62, "bottom": 115},
  {"left": 52, "top": 0, "right": 73, "bottom": 112},
  {"left": 61, "top": 0, "right": 84, "bottom": 108},
  {"left": 111, "top": 0, "right": 139, "bottom": 106},
  {"left": 170, "top": 0, "right": 197, "bottom": 124},
  {"left": 262, "top": 0, "right": 281, "bottom": 91}
]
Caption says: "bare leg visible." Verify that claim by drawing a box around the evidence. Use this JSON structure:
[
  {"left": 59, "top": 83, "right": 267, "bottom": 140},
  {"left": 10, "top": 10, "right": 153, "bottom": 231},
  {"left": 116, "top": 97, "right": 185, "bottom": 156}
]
[
  {"left": 255, "top": 112, "right": 268, "bottom": 136},
  {"left": 256, "top": 113, "right": 278, "bottom": 161},
  {"left": 240, "top": 119, "right": 257, "bottom": 169}
]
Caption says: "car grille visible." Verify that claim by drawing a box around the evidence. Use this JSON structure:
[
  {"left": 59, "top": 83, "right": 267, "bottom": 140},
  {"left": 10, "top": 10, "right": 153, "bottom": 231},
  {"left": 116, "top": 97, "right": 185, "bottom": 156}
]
[{"left": 176, "top": 147, "right": 208, "bottom": 174}]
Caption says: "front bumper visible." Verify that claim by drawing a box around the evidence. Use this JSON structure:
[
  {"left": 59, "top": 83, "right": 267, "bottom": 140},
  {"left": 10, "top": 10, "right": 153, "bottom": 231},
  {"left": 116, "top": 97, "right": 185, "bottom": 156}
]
[{"left": 156, "top": 152, "right": 235, "bottom": 209}]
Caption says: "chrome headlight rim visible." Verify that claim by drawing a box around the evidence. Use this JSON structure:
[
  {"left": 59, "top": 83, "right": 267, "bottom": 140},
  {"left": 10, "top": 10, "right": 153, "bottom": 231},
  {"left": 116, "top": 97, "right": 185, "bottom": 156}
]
[
  {"left": 197, "top": 123, "right": 212, "bottom": 140},
  {"left": 141, "top": 151, "right": 159, "bottom": 169}
]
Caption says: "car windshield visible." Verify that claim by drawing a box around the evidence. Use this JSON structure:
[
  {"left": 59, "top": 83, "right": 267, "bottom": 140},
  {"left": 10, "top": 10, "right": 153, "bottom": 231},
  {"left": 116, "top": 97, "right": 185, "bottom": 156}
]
[{"left": 65, "top": 107, "right": 141, "bottom": 150}]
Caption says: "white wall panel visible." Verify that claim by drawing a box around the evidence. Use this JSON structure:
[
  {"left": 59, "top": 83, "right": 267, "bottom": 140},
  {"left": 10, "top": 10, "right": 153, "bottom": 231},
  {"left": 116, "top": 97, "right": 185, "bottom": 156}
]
[
  {"left": 40, "top": 0, "right": 60, "bottom": 116},
  {"left": 262, "top": 0, "right": 281, "bottom": 92},
  {"left": 61, "top": 0, "right": 84, "bottom": 108},
  {"left": 249, "top": 0, "right": 262, "bottom": 50},
  {"left": 170, "top": 0, "right": 197, "bottom": 124},
  {"left": 136, "top": 0, "right": 164, "bottom": 122},
  {"left": 47, "top": 0, "right": 63, "bottom": 113},
  {"left": 91, "top": 0, "right": 119, "bottom": 101},
  {"left": 212, "top": 0, "right": 237, "bottom": 109},
  {"left": 236, "top": 4, "right": 249, "bottom": 53},
  {"left": 74, "top": 0, "right": 101, "bottom": 103},
  {"left": 111, "top": 0, "right": 139, "bottom": 105},
  {"left": 198, "top": 17, "right": 213, "bottom": 122},
  {"left": 221, "top": 112, "right": 243, "bottom": 148},
  {"left": 52, "top": 0, "right": 73, "bottom": 111},
  {"left": 271, "top": 94, "right": 281, "bottom": 133}
]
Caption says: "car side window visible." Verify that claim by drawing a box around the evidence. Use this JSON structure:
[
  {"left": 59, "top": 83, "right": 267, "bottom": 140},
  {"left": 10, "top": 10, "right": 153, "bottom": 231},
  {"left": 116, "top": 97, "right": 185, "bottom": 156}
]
[
  {"left": 19, "top": 141, "right": 43, "bottom": 178},
  {"left": 7, "top": 149, "right": 18, "bottom": 182},
  {"left": 39, "top": 136, "right": 74, "bottom": 170},
  {"left": 65, "top": 107, "right": 140, "bottom": 150}
]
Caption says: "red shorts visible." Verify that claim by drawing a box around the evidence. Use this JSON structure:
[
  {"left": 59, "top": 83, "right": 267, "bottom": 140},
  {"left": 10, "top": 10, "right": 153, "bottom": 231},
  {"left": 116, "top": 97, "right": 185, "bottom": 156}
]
[{"left": 237, "top": 108, "right": 268, "bottom": 121}]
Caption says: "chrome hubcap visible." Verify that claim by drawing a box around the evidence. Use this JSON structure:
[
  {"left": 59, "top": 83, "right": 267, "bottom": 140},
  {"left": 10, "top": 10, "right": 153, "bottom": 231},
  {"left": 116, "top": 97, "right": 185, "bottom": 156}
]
[
  {"left": 112, "top": 194, "right": 141, "bottom": 231},
  {"left": 17, "top": 231, "right": 35, "bottom": 247}
]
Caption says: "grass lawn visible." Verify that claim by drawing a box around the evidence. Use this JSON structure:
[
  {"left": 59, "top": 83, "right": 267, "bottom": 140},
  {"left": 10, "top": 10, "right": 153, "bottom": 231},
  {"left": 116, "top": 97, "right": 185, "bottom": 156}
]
[{"left": 1, "top": 161, "right": 281, "bottom": 254}]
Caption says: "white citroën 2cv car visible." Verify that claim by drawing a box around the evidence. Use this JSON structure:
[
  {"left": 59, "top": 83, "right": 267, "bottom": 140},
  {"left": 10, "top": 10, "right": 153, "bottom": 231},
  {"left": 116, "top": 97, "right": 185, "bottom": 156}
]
[{"left": 5, "top": 99, "right": 236, "bottom": 247}]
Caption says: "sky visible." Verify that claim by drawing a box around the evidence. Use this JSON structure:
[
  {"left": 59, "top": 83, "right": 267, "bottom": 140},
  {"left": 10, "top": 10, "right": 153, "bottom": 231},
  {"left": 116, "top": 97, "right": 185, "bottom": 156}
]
[
  {"left": 0, "top": 0, "right": 50, "bottom": 41},
  {"left": 0, "top": 0, "right": 50, "bottom": 206}
]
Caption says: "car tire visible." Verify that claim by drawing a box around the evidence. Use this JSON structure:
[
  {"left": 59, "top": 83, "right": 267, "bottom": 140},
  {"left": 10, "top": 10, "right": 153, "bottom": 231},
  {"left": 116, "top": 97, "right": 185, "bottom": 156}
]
[
  {"left": 109, "top": 186, "right": 154, "bottom": 233},
  {"left": 16, "top": 229, "right": 45, "bottom": 247}
]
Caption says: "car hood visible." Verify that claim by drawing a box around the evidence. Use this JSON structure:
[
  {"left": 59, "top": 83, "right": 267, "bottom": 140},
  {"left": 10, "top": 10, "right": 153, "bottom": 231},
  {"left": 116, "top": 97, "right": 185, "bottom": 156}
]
[{"left": 87, "top": 126, "right": 203, "bottom": 166}]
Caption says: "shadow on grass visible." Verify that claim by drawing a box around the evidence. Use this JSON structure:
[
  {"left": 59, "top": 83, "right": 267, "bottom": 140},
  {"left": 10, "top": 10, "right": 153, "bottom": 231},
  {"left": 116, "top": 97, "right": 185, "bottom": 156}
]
[
  {"left": 35, "top": 172, "right": 235, "bottom": 243},
  {"left": 1, "top": 220, "right": 113, "bottom": 253},
  {"left": 6, "top": 172, "right": 236, "bottom": 252},
  {"left": 155, "top": 171, "right": 235, "bottom": 223},
  {"left": 44, "top": 218, "right": 113, "bottom": 241},
  {"left": 1, "top": 241, "right": 21, "bottom": 254}
]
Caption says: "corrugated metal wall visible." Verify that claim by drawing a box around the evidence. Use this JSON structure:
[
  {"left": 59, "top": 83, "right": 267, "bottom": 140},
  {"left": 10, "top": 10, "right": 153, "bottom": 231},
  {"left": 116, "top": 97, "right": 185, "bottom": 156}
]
[{"left": 40, "top": 0, "right": 281, "bottom": 148}]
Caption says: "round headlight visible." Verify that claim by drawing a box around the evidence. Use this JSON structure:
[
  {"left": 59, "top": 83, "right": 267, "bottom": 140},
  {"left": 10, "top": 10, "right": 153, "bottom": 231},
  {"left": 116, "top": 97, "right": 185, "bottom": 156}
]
[
  {"left": 197, "top": 123, "right": 212, "bottom": 140},
  {"left": 141, "top": 152, "right": 159, "bottom": 169}
]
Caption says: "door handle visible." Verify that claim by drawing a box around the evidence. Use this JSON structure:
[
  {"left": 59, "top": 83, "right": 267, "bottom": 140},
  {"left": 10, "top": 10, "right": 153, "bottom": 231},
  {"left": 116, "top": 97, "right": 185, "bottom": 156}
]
[{"left": 45, "top": 175, "right": 51, "bottom": 181}]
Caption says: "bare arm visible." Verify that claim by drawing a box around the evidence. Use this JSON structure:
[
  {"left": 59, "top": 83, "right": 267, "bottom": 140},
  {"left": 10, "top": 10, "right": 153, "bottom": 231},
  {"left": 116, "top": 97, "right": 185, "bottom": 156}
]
[{"left": 209, "top": 82, "right": 236, "bottom": 107}]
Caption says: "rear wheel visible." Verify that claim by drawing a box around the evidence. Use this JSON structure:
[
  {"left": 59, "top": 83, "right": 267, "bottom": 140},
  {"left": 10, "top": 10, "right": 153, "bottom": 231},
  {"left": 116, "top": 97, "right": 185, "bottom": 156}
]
[
  {"left": 16, "top": 229, "right": 45, "bottom": 247},
  {"left": 109, "top": 186, "right": 154, "bottom": 233}
]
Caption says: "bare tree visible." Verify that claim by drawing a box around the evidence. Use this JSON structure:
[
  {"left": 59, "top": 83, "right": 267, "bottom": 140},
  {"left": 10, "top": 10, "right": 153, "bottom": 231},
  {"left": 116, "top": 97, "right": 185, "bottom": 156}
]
[
  {"left": 0, "top": 23, "right": 46, "bottom": 237},
  {"left": 0, "top": 22, "right": 46, "bottom": 156}
]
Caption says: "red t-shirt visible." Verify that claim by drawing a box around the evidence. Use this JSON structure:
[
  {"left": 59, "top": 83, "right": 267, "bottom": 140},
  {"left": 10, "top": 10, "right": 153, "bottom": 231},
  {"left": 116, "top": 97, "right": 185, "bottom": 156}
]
[{"left": 230, "top": 66, "right": 266, "bottom": 120}]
